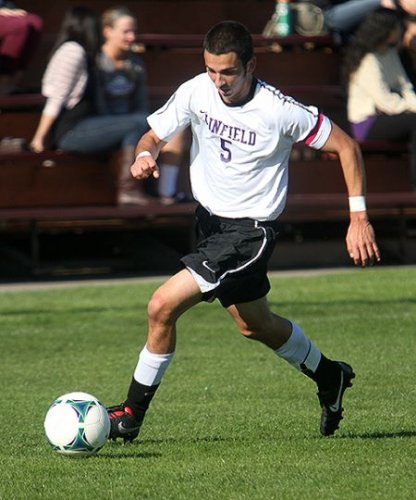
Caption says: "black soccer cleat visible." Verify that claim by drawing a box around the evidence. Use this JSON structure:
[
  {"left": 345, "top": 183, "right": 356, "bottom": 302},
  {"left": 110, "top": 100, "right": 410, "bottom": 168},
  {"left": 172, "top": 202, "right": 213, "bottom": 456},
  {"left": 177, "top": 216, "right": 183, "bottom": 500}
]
[
  {"left": 317, "top": 361, "right": 355, "bottom": 437},
  {"left": 107, "top": 403, "right": 142, "bottom": 443}
]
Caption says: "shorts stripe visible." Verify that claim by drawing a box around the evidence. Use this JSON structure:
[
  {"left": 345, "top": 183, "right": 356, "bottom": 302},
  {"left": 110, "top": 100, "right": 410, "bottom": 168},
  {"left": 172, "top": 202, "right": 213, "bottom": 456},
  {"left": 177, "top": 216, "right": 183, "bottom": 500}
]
[{"left": 186, "top": 226, "right": 269, "bottom": 293}]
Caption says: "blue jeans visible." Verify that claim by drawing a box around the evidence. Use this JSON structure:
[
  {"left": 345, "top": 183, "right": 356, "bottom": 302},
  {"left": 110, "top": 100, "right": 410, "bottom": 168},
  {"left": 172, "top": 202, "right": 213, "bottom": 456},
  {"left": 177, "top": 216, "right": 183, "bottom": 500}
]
[
  {"left": 57, "top": 112, "right": 149, "bottom": 154},
  {"left": 324, "top": 0, "right": 380, "bottom": 34}
]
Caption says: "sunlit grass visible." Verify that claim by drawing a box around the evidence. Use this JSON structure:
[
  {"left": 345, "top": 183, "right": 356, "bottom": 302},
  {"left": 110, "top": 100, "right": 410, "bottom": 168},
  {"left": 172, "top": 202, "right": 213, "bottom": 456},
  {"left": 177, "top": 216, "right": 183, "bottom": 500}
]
[{"left": 1, "top": 266, "right": 415, "bottom": 499}]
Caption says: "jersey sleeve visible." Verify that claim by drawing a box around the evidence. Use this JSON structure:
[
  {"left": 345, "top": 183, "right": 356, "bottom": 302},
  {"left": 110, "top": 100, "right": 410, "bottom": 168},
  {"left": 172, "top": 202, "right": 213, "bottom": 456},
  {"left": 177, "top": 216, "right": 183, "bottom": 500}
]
[
  {"left": 147, "top": 78, "right": 195, "bottom": 142},
  {"left": 303, "top": 112, "right": 332, "bottom": 149},
  {"left": 278, "top": 97, "right": 332, "bottom": 150}
]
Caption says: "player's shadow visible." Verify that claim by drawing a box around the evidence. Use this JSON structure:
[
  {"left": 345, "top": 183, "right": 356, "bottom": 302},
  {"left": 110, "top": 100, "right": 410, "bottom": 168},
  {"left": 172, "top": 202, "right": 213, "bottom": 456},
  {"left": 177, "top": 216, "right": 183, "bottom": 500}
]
[
  {"left": 142, "top": 435, "right": 232, "bottom": 445},
  {"left": 102, "top": 435, "right": 228, "bottom": 459},
  {"left": 102, "top": 450, "right": 162, "bottom": 459},
  {"left": 341, "top": 430, "right": 416, "bottom": 439}
]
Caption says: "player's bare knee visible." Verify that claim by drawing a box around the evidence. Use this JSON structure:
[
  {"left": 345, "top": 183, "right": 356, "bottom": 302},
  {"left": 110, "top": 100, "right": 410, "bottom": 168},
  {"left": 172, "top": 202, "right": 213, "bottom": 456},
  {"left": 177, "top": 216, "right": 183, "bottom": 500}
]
[
  {"left": 236, "top": 321, "right": 265, "bottom": 340},
  {"left": 236, "top": 316, "right": 277, "bottom": 343},
  {"left": 239, "top": 328, "right": 258, "bottom": 340},
  {"left": 147, "top": 290, "right": 175, "bottom": 326}
]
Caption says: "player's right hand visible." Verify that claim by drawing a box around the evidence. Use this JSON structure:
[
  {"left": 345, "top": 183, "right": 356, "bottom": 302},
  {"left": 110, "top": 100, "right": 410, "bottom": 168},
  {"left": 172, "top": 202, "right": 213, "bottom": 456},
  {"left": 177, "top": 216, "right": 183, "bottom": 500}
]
[{"left": 131, "top": 153, "right": 160, "bottom": 179}]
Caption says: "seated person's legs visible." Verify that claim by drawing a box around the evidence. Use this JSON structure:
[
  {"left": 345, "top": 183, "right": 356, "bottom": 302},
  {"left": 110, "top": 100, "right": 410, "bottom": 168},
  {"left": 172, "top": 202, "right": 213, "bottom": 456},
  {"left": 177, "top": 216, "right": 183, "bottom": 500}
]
[{"left": 158, "top": 129, "right": 191, "bottom": 203}]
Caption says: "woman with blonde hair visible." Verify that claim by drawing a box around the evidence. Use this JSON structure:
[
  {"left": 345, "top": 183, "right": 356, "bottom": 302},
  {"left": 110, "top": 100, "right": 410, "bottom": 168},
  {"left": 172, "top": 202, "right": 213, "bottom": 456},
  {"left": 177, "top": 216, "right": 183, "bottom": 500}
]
[
  {"left": 30, "top": 6, "right": 154, "bottom": 205},
  {"left": 97, "top": 6, "right": 187, "bottom": 204}
]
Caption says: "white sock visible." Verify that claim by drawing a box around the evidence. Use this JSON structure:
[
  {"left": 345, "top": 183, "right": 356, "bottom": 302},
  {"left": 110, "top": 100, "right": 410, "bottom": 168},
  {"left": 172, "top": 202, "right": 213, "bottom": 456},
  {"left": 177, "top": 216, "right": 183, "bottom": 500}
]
[
  {"left": 158, "top": 164, "right": 179, "bottom": 197},
  {"left": 274, "top": 322, "right": 321, "bottom": 372},
  {"left": 133, "top": 344, "right": 174, "bottom": 386}
]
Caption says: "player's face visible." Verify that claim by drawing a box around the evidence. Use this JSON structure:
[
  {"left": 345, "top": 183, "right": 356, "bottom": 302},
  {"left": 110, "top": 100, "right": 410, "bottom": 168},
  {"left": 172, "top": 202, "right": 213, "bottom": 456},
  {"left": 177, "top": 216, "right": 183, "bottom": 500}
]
[
  {"left": 204, "top": 50, "right": 255, "bottom": 105},
  {"left": 103, "top": 15, "right": 138, "bottom": 52}
]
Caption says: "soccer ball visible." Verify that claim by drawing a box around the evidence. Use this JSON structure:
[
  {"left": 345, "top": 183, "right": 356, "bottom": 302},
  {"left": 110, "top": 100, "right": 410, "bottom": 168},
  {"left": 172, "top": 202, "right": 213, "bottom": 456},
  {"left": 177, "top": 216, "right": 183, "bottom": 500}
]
[{"left": 44, "top": 392, "right": 110, "bottom": 457}]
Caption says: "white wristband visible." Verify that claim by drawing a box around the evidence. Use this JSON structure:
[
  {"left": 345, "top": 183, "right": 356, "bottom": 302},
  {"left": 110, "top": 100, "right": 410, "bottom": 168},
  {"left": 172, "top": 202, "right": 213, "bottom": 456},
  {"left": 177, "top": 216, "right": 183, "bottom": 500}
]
[
  {"left": 136, "top": 150, "right": 152, "bottom": 160},
  {"left": 348, "top": 195, "right": 367, "bottom": 212}
]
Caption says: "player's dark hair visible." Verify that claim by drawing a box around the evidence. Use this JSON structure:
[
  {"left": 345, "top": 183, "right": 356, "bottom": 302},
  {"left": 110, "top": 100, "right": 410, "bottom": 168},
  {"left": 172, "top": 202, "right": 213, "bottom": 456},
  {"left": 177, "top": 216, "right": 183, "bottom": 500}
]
[
  {"left": 203, "top": 21, "right": 254, "bottom": 67},
  {"left": 342, "top": 8, "right": 402, "bottom": 84},
  {"left": 50, "top": 6, "right": 100, "bottom": 60}
]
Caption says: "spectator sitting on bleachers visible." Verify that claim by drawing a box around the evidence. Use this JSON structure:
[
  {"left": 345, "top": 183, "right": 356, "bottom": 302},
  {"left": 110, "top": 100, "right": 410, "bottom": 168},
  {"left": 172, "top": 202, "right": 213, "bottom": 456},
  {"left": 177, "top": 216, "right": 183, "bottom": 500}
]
[
  {"left": 343, "top": 8, "right": 416, "bottom": 189},
  {"left": 29, "top": 6, "right": 155, "bottom": 206},
  {"left": 30, "top": 6, "right": 101, "bottom": 154},
  {"left": 304, "top": 0, "right": 416, "bottom": 42},
  {"left": 0, "top": 1, "right": 43, "bottom": 95},
  {"left": 97, "top": 6, "right": 188, "bottom": 205},
  {"left": 95, "top": 6, "right": 150, "bottom": 204}
]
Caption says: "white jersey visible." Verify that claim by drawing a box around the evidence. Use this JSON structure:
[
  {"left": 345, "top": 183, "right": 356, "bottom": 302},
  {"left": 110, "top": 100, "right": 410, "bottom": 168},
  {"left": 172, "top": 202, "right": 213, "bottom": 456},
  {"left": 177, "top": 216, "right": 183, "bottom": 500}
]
[{"left": 148, "top": 72, "right": 332, "bottom": 221}]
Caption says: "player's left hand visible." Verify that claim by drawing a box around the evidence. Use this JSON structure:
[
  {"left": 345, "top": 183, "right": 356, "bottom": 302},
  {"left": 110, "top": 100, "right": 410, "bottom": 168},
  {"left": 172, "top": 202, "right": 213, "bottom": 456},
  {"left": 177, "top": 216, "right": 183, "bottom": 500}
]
[{"left": 346, "top": 214, "right": 381, "bottom": 267}]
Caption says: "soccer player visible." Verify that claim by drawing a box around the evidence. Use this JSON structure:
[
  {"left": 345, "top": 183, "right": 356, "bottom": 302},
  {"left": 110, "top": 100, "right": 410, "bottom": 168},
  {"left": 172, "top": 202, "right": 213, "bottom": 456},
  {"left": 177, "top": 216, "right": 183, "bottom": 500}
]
[{"left": 108, "top": 21, "right": 381, "bottom": 442}]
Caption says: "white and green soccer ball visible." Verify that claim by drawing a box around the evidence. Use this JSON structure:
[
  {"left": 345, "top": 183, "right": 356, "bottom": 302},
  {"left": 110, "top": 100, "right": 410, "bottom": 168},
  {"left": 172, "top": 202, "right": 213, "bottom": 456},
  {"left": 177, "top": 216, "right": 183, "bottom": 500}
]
[{"left": 44, "top": 392, "right": 110, "bottom": 457}]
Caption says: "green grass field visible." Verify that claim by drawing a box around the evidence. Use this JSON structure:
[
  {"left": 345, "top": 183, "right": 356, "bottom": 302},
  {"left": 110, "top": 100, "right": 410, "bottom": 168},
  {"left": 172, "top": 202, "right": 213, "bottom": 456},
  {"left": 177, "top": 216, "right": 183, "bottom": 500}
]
[{"left": 1, "top": 266, "right": 415, "bottom": 499}]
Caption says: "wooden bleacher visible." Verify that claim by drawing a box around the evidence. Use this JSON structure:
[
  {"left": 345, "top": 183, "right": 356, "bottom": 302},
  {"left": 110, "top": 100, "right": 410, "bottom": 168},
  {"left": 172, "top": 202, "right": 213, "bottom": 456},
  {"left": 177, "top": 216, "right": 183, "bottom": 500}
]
[{"left": 0, "top": 0, "right": 415, "bottom": 276}]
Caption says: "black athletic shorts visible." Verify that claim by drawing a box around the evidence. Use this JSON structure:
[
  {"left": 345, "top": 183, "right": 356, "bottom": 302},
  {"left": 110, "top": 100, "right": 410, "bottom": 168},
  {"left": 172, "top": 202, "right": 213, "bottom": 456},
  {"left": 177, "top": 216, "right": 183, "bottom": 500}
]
[{"left": 181, "top": 205, "right": 278, "bottom": 308}]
